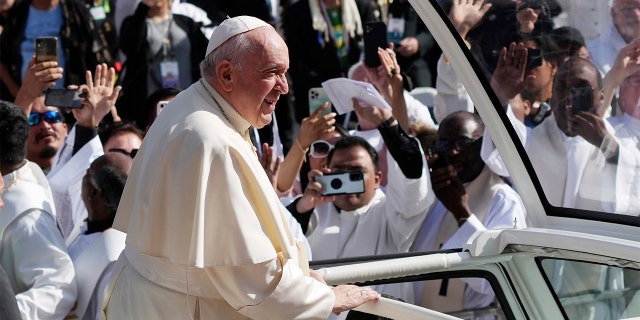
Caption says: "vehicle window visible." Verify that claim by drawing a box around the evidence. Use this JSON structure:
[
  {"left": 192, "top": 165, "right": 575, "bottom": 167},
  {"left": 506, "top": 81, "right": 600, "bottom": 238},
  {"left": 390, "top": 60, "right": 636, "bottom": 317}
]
[
  {"left": 357, "top": 271, "right": 512, "bottom": 320},
  {"left": 428, "top": 0, "right": 640, "bottom": 221},
  {"left": 539, "top": 258, "right": 640, "bottom": 319}
]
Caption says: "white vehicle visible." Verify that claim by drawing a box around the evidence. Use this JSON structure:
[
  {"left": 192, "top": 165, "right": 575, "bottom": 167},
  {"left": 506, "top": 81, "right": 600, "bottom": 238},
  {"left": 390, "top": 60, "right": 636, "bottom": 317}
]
[{"left": 312, "top": 1, "right": 640, "bottom": 319}]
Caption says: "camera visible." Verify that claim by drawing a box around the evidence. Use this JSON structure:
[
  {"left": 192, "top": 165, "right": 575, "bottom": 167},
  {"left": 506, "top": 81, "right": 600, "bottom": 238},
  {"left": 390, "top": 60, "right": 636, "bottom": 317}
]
[
  {"left": 570, "top": 86, "right": 593, "bottom": 112},
  {"left": 427, "top": 146, "right": 450, "bottom": 170},
  {"left": 314, "top": 170, "right": 365, "bottom": 196}
]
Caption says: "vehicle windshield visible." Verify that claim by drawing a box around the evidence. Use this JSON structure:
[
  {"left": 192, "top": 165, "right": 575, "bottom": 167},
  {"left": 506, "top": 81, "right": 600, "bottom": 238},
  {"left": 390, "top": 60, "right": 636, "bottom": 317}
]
[{"left": 427, "top": 0, "right": 640, "bottom": 224}]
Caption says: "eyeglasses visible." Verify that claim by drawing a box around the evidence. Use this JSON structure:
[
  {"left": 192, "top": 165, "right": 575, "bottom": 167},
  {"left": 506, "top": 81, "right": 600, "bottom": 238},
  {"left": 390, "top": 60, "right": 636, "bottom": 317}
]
[
  {"left": 309, "top": 140, "right": 335, "bottom": 158},
  {"left": 28, "top": 111, "right": 62, "bottom": 126},
  {"left": 432, "top": 137, "right": 482, "bottom": 152},
  {"left": 109, "top": 148, "right": 138, "bottom": 159}
]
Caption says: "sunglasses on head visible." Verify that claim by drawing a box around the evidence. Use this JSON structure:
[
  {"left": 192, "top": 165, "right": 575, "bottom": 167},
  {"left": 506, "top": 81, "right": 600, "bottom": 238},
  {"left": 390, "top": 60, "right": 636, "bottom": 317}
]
[
  {"left": 28, "top": 111, "right": 62, "bottom": 126},
  {"left": 109, "top": 148, "right": 139, "bottom": 159},
  {"left": 309, "top": 140, "right": 335, "bottom": 158}
]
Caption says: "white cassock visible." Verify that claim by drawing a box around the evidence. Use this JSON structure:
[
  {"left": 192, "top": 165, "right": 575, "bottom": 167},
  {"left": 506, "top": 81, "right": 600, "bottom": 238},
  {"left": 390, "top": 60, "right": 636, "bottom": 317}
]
[
  {"left": 306, "top": 144, "right": 432, "bottom": 305},
  {"left": 411, "top": 167, "right": 527, "bottom": 311},
  {"left": 0, "top": 161, "right": 77, "bottom": 319},
  {"left": 605, "top": 114, "right": 640, "bottom": 215},
  {"left": 68, "top": 229, "right": 126, "bottom": 320},
  {"left": 47, "top": 126, "right": 104, "bottom": 246},
  {"left": 103, "top": 80, "right": 334, "bottom": 319}
]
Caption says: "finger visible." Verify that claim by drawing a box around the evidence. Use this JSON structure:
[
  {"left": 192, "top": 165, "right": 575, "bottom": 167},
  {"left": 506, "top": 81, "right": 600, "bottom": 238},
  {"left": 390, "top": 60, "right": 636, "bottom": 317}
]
[
  {"left": 312, "top": 101, "right": 330, "bottom": 118},
  {"left": 110, "top": 86, "right": 122, "bottom": 101},
  {"left": 106, "top": 66, "right": 116, "bottom": 88},
  {"left": 86, "top": 70, "right": 94, "bottom": 88}
]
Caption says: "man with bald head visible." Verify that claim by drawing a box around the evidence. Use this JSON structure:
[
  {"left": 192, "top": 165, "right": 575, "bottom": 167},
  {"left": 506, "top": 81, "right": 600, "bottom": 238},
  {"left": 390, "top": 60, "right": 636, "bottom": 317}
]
[
  {"left": 412, "top": 111, "right": 526, "bottom": 312},
  {"left": 104, "top": 16, "right": 380, "bottom": 319},
  {"left": 67, "top": 153, "right": 131, "bottom": 320}
]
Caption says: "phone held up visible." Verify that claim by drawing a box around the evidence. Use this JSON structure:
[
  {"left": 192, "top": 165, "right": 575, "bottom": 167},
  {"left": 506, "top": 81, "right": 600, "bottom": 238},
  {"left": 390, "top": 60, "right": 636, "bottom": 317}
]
[
  {"left": 570, "top": 86, "right": 593, "bottom": 113},
  {"left": 35, "top": 37, "right": 58, "bottom": 64},
  {"left": 44, "top": 88, "right": 85, "bottom": 109},
  {"left": 308, "top": 87, "right": 332, "bottom": 117},
  {"left": 314, "top": 170, "right": 365, "bottom": 196},
  {"left": 363, "top": 21, "right": 388, "bottom": 68}
]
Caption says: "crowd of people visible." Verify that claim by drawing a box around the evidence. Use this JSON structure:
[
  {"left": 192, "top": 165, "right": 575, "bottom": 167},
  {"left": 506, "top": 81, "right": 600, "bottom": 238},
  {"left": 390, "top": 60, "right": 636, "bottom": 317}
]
[{"left": 0, "top": 0, "right": 639, "bottom": 319}]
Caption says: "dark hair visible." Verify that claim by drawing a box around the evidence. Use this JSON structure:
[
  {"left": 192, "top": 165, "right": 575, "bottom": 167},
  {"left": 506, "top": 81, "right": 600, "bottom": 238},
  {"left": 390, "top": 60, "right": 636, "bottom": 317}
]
[
  {"left": 145, "top": 87, "right": 181, "bottom": 128},
  {"left": 90, "top": 156, "right": 129, "bottom": 219},
  {"left": 327, "top": 135, "right": 379, "bottom": 172},
  {"left": 523, "top": 34, "right": 562, "bottom": 66},
  {"left": 0, "top": 101, "right": 28, "bottom": 166},
  {"left": 99, "top": 121, "right": 145, "bottom": 145}
]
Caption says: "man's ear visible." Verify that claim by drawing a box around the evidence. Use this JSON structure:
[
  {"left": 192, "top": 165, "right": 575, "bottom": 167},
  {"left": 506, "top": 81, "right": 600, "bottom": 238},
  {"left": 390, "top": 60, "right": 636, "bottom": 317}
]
[{"left": 216, "top": 60, "right": 234, "bottom": 92}]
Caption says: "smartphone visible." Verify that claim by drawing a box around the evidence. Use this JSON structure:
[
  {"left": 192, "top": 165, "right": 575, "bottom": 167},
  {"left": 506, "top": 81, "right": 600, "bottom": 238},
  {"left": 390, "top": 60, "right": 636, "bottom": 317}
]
[
  {"left": 427, "top": 145, "right": 450, "bottom": 170},
  {"left": 570, "top": 86, "right": 593, "bottom": 112},
  {"left": 308, "top": 87, "right": 331, "bottom": 117},
  {"left": 156, "top": 100, "right": 170, "bottom": 115},
  {"left": 44, "top": 88, "right": 84, "bottom": 108},
  {"left": 525, "top": 48, "right": 543, "bottom": 70},
  {"left": 363, "top": 21, "right": 388, "bottom": 68},
  {"left": 35, "top": 37, "right": 58, "bottom": 64},
  {"left": 314, "top": 170, "right": 365, "bottom": 196}
]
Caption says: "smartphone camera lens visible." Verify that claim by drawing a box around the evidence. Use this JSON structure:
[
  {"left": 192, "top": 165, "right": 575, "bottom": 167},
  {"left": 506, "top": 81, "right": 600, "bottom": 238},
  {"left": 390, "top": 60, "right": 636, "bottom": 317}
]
[
  {"left": 330, "top": 178, "right": 343, "bottom": 190},
  {"left": 349, "top": 172, "right": 363, "bottom": 181}
]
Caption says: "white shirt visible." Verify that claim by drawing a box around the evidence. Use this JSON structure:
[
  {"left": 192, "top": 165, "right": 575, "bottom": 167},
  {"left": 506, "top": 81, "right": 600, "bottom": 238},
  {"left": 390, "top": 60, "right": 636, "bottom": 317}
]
[{"left": 553, "top": 0, "right": 613, "bottom": 43}]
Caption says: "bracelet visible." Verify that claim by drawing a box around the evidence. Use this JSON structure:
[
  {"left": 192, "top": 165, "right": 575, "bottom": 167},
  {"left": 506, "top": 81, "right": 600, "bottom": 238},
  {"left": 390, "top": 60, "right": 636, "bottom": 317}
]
[
  {"left": 295, "top": 137, "right": 309, "bottom": 162},
  {"left": 378, "top": 115, "right": 397, "bottom": 129}
]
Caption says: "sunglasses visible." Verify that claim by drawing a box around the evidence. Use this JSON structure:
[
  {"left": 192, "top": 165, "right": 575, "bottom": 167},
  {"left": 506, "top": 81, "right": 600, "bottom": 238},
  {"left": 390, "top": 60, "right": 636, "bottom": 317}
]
[
  {"left": 109, "top": 148, "right": 139, "bottom": 159},
  {"left": 28, "top": 111, "right": 62, "bottom": 126},
  {"left": 309, "top": 140, "right": 335, "bottom": 158},
  {"left": 432, "top": 137, "right": 482, "bottom": 152}
]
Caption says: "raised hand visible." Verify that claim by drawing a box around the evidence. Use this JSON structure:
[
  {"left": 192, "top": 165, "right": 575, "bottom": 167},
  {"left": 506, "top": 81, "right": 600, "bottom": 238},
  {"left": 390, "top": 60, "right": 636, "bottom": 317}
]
[
  {"left": 259, "top": 143, "right": 282, "bottom": 190},
  {"left": 491, "top": 42, "right": 533, "bottom": 107},
  {"left": 72, "top": 63, "right": 121, "bottom": 128},
  {"left": 449, "top": 0, "right": 492, "bottom": 38}
]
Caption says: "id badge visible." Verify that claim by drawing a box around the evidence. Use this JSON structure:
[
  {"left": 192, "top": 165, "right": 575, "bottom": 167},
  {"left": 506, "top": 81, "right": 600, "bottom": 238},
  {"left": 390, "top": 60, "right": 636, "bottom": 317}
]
[
  {"left": 387, "top": 17, "right": 405, "bottom": 44},
  {"left": 160, "top": 60, "right": 180, "bottom": 89},
  {"left": 90, "top": 6, "right": 107, "bottom": 21}
]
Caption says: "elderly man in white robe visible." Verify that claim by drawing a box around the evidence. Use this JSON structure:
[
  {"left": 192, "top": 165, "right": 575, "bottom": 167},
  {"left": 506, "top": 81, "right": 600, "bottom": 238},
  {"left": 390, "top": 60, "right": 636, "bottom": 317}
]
[
  {"left": 103, "top": 16, "right": 380, "bottom": 319},
  {"left": 0, "top": 101, "right": 77, "bottom": 319}
]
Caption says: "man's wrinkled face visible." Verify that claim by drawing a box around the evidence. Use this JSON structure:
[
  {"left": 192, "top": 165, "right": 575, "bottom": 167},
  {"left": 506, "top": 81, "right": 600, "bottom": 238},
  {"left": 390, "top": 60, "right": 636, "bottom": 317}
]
[
  {"left": 612, "top": 0, "right": 640, "bottom": 42},
  {"left": 328, "top": 146, "right": 381, "bottom": 212},
  {"left": 619, "top": 74, "right": 640, "bottom": 119},
  {"left": 226, "top": 28, "right": 289, "bottom": 129},
  {"left": 26, "top": 99, "right": 67, "bottom": 166}
]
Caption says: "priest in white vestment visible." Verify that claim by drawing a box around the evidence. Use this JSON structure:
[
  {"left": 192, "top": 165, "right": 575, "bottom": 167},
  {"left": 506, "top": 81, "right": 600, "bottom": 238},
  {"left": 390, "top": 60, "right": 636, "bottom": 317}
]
[
  {"left": 0, "top": 102, "right": 77, "bottom": 320},
  {"left": 411, "top": 111, "right": 527, "bottom": 314},
  {"left": 103, "top": 16, "right": 380, "bottom": 319}
]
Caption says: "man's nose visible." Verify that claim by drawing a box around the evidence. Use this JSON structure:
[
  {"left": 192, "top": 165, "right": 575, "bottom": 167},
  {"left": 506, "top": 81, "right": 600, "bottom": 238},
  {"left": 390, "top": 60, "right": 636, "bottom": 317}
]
[{"left": 275, "top": 74, "right": 288, "bottom": 95}]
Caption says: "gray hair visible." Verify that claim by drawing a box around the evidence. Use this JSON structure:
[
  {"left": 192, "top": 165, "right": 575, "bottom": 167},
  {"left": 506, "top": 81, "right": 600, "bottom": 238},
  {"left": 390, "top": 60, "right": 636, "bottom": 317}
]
[{"left": 200, "top": 32, "right": 260, "bottom": 79}]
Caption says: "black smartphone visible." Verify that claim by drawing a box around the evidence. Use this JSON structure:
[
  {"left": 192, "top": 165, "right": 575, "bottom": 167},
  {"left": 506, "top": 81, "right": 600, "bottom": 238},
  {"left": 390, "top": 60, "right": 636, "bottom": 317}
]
[
  {"left": 363, "top": 21, "right": 388, "bottom": 68},
  {"left": 427, "top": 146, "right": 450, "bottom": 170},
  {"left": 44, "top": 88, "right": 85, "bottom": 108},
  {"left": 570, "top": 86, "right": 593, "bottom": 112},
  {"left": 525, "top": 48, "right": 543, "bottom": 70},
  {"left": 314, "top": 170, "right": 365, "bottom": 196},
  {"left": 35, "top": 37, "right": 58, "bottom": 64}
]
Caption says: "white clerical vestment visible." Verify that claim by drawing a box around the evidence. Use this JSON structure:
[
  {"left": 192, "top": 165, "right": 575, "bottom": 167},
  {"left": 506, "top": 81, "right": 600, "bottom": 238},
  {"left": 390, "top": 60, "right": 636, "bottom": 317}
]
[
  {"left": 306, "top": 151, "right": 432, "bottom": 260},
  {"left": 606, "top": 114, "right": 640, "bottom": 215},
  {"left": 104, "top": 80, "right": 334, "bottom": 319},
  {"left": 411, "top": 167, "right": 527, "bottom": 311},
  {"left": 1, "top": 161, "right": 77, "bottom": 319},
  {"left": 48, "top": 126, "right": 104, "bottom": 246}
]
